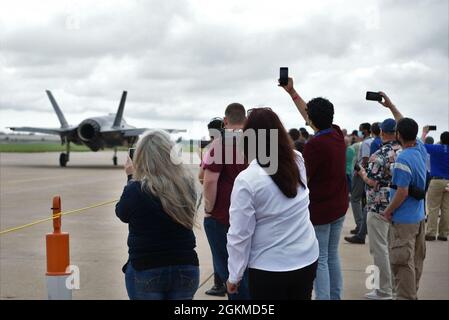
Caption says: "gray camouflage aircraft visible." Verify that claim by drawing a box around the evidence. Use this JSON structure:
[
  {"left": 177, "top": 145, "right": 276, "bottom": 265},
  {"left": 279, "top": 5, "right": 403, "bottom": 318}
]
[{"left": 9, "top": 90, "right": 184, "bottom": 167}]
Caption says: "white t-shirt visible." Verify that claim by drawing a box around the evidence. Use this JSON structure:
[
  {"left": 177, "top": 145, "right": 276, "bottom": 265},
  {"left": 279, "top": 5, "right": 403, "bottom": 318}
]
[
  {"left": 359, "top": 137, "right": 374, "bottom": 161},
  {"left": 227, "top": 151, "right": 319, "bottom": 283}
]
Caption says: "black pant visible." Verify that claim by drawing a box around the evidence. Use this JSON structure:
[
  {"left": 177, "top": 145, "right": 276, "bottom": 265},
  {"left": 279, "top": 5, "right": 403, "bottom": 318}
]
[
  {"left": 214, "top": 273, "right": 224, "bottom": 287},
  {"left": 248, "top": 260, "right": 317, "bottom": 300}
]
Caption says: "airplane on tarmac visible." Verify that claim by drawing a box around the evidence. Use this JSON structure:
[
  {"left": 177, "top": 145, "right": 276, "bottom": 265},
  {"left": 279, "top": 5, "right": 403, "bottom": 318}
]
[{"left": 9, "top": 90, "right": 185, "bottom": 167}]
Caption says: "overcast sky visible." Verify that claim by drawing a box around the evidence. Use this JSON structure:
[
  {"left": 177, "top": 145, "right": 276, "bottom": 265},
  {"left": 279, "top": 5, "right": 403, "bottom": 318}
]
[{"left": 0, "top": 0, "right": 448, "bottom": 139}]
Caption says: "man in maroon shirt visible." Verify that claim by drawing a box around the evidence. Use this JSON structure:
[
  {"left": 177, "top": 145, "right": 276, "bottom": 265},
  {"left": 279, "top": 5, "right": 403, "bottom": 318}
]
[
  {"left": 280, "top": 77, "right": 348, "bottom": 300},
  {"left": 202, "top": 103, "right": 250, "bottom": 300}
]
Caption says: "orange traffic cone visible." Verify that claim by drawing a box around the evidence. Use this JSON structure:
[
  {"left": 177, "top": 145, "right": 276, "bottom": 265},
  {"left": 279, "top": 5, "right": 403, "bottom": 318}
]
[{"left": 46, "top": 196, "right": 72, "bottom": 300}]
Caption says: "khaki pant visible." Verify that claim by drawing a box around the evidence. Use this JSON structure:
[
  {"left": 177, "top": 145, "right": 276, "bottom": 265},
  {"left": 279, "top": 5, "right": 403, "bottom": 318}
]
[
  {"left": 367, "top": 212, "right": 392, "bottom": 296},
  {"left": 389, "top": 220, "right": 426, "bottom": 300},
  {"left": 426, "top": 179, "right": 449, "bottom": 237}
]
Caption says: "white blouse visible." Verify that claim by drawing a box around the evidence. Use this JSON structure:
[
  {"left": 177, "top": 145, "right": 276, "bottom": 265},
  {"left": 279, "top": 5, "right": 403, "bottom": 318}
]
[{"left": 227, "top": 151, "right": 319, "bottom": 284}]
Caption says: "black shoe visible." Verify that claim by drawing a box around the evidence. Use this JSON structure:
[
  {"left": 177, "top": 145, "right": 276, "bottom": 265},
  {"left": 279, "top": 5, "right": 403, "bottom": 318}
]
[
  {"left": 205, "top": 285, "right": 227, "bottom": 296},
  {"left": 344, "top": 236, "right": 365, "bottom": 244},
  {"left": 425, "top": 235, "right": 436, "bottom": 241},
  {"left": 437, "top": 236, "right": 448, "bottom": 241},
  {"left": 350, "top": 228, "right": 359, "bottom": 235}
]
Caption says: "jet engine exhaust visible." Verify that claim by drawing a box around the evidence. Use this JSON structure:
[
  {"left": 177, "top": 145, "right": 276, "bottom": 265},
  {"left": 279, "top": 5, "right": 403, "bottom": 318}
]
[{"left": 78, "top": 120, "right": 100, "bottom": 141}]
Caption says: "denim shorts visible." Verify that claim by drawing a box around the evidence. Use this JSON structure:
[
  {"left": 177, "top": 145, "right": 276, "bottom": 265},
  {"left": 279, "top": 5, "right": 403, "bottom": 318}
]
[{"left": 125, "top": 263, "right": 199, "bottom": 300}]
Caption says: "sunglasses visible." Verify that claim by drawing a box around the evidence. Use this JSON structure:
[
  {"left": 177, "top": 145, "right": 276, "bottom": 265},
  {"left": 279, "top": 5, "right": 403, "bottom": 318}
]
[{"left": 247, "top": 107, "right": 272, "bottom": 116}]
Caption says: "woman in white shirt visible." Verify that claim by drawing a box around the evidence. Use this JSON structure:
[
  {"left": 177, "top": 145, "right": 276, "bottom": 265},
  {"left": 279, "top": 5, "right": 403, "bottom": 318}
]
[{"left": 226, "top": 107, "right": 319, "bottom": 300}]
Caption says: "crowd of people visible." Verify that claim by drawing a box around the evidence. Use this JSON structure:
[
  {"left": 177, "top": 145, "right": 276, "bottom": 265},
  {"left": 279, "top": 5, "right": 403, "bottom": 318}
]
[{"left": 115, "top": 74, "right": 449, "bottom": 300}]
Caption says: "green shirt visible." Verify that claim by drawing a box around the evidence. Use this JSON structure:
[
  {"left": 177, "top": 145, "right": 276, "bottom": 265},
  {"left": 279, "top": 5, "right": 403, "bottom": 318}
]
[{"left": 346, "top": 146, "right": 355, "bottom": 175}]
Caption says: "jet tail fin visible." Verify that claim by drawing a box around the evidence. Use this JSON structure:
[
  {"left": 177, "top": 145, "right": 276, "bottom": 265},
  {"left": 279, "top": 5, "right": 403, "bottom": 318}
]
[
  {"left": 46, "top": 90, "right": 69, "bottom": 128},
  {"left": 113, "top": 91, "right": 127, "bottom": 128}
]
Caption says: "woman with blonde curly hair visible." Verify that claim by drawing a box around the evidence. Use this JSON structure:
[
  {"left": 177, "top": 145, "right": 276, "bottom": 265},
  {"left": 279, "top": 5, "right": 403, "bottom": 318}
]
[{"left": 116, "top": 130, "right": 199, "bottom": 300}]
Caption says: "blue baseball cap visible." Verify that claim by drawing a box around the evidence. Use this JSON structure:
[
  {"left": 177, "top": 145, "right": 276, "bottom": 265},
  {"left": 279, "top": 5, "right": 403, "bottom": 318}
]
[{"left": 380, "top": 118, "right": 396, "bottom": 133}]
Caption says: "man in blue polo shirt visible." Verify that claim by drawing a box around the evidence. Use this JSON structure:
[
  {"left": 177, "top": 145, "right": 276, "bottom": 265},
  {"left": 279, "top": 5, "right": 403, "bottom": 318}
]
[
  {"left": 383, "top": 111, "right": 427, "bottom": 300},
  {"left": 421, "top": 128, "right": 449, "bottom": 241}
]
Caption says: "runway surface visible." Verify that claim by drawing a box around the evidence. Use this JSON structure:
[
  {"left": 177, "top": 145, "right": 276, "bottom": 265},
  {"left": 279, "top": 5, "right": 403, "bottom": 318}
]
[{"left": 0, "top": 152, "right": 447, "bottom": 299}]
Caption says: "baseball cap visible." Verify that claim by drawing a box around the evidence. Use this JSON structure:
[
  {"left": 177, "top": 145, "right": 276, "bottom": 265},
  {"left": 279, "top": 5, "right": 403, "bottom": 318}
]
[{"left": 380, "top": 118, "right": 396, "bottom": 133}]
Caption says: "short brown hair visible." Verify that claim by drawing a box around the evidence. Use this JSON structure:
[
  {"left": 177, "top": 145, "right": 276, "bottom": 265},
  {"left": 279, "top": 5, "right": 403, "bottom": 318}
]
[{"left": 225, "top": 103, "right": 246, "bottom": 125}]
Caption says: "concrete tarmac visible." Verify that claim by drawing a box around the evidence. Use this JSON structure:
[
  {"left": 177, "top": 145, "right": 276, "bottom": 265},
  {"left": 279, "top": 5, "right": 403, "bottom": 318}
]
[{"left": 0, "top": 152, "right": 448, "bottom": 300}]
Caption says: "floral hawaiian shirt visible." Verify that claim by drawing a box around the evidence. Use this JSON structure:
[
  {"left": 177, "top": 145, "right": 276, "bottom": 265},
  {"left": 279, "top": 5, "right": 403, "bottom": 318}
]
[{"left": 366, "top": 140, "right": 402, "bottom": 214}]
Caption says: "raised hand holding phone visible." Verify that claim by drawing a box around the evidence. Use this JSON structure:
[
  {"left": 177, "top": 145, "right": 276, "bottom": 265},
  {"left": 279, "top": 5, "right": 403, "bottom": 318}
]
[
  {"left": 125, "top": 150, "right": 135, "bottom": 176},
  {"left": 377, "top": 92, "right": 394, "bottom": 109},
  {"left": 278, "top": 72, "right": 309, "bottom": 125}
]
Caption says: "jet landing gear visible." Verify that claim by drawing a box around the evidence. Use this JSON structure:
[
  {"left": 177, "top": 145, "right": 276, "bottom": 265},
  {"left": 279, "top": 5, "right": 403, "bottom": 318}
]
[
  {"left": 59, "top": 153, "right": 68, "bottom": 167},
  {"left": 59, "top": 141, "right": 70, "bottom": 167},
  {"left": 113, "top": 148, "right": 118, "bottom": 166}
]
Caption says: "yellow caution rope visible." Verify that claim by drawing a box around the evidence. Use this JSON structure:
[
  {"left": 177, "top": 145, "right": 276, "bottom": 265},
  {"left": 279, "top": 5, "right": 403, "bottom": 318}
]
[{"left": 0, "top": 199, "right": 118, "bottom": 236}]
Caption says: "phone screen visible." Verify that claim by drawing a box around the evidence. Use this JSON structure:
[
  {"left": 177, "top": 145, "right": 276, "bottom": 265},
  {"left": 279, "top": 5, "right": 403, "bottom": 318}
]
[
  {"left": 366, "top": 91, "right": 382, "bottom": 102},
  {"left": 129, "top": 148, "right": 136, "bottom": 160},
  {"left": 279, "top": 67, "right": 288, "bottom": 86}
]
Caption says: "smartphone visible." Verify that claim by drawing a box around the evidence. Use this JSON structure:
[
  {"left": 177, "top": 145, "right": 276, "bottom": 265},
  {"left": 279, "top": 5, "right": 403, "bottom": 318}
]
[
  {"left": 366, "top": 91, "right": 382, "bottom": 102},
  {"left": 279, "top": 67, "right": 289, "bottom": 86},
  {"left": 428, "top": 125, "right": 437, "bottom": 131},
  {"left": 128, "top": 147, "right": 136, "bottom": 160}
]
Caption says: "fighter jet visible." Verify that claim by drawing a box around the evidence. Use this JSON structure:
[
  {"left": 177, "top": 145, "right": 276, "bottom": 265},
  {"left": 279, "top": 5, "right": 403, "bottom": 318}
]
[{"left": 9, "top": 90, "right": 185, "bottom": 167}]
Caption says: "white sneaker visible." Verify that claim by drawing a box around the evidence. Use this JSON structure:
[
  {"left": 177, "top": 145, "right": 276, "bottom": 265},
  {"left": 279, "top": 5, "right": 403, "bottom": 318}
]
[{"left": 364, "top": 290, "right": 393, "bottom": 300}]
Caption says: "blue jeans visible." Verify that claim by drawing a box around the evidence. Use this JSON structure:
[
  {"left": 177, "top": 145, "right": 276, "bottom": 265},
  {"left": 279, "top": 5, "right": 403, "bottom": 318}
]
[
  {"left": 125, "top": 263, "right": 199, "bottom": 300},
  {"left": 203, "top": 217, "right": 251, "bottom": 300},
  {"left": 313, "top": 216, "right": 345, "bottom": 300},
  {"left": 204, "top": 217, "right": 222, "bottom": 285}
]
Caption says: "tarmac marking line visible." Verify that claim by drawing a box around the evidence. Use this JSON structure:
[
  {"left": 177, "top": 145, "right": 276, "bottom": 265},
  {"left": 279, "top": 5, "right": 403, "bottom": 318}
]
[
  {"left": 198, "top": 272, "right": 214, "bottom": 290},
  {"left": 3, "top": 174, "right": 99, "bottom": 184}
]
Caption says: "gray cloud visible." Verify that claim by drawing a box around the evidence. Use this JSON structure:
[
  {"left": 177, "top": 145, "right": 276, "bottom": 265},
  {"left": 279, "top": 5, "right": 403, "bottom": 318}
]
[{"left": 0, "top": 0, "right": 447, "bottom": 137}]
